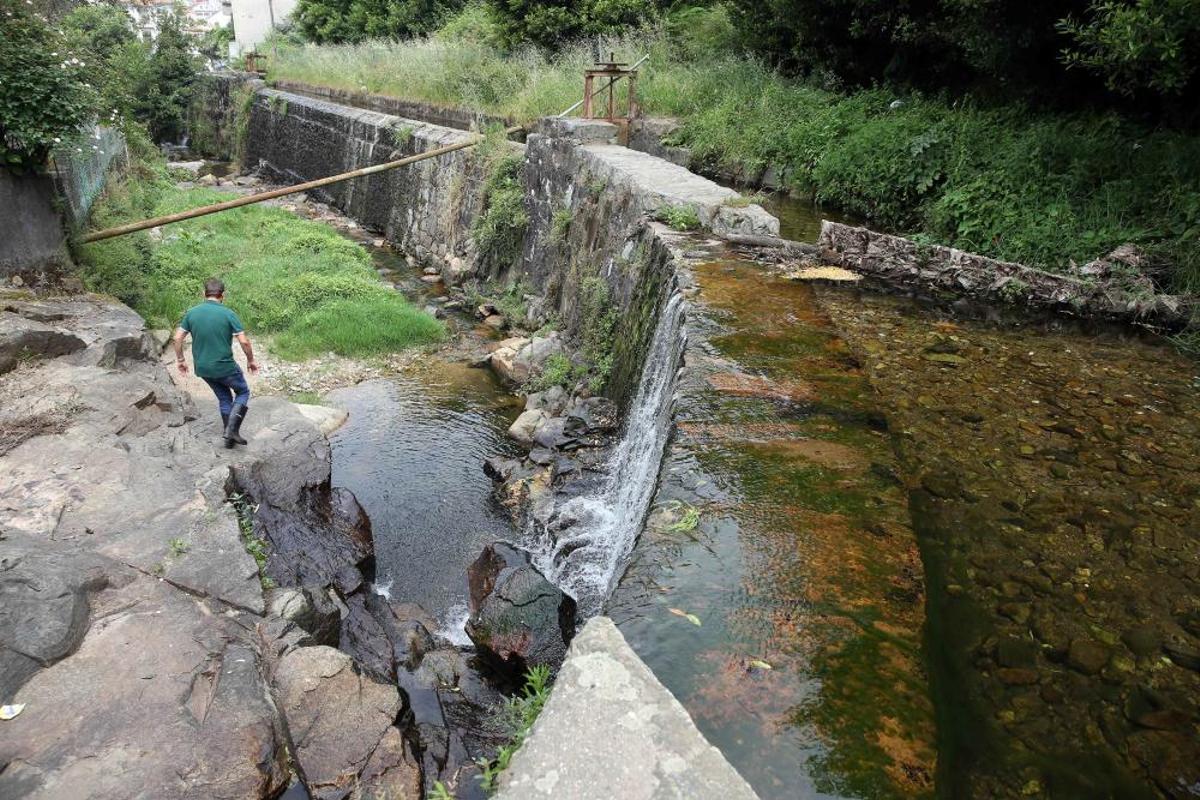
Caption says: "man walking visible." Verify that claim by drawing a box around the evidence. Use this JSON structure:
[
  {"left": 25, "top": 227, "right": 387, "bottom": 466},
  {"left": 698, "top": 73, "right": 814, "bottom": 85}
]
[{"left": 173, "top": 278, "right": 259, "bottom": 448}]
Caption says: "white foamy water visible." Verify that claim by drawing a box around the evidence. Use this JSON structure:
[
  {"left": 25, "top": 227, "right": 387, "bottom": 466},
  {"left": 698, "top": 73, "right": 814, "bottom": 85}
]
[
  {"left": 438, "top": 602, "right": 474, "bottom": 647},
  {"left": 527, "top": 291, "right": 686, "bottom": 616}
]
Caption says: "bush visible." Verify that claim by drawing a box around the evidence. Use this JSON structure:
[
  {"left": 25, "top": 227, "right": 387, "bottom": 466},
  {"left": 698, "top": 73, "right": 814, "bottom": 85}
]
[
  {"left": 295, "top": 0, "right": 465, "bottom": 43},
  {"left": 472, "top": 139, "right": 528, "bottom": 269},
  {"left": 0, "top": 0, "right": 99, "bottom": 170},
  {"left": 485, "top": 0, "right": 668, "bottom": 49}
]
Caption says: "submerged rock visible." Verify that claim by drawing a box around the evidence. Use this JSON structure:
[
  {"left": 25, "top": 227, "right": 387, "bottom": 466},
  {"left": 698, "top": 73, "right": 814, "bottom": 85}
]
[{"left": 465, "top": 544, "right": 576, "bottom": 679}]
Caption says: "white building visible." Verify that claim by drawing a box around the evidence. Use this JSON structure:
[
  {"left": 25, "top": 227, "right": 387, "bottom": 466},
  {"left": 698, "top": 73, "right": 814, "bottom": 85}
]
[{"left": 229, "top": 0, "right": 298, "bottom": 55}]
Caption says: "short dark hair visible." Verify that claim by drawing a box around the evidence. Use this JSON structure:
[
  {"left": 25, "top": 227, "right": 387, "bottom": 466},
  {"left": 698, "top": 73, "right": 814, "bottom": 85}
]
[{"left": 204, "top": 278, "right": 225, "bottom": 297}]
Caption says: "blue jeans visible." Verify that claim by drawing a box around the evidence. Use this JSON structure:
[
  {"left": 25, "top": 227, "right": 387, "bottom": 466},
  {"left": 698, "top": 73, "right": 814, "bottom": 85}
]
[{"left": 201, "top": 368, "right": 250, "bottom": 418}]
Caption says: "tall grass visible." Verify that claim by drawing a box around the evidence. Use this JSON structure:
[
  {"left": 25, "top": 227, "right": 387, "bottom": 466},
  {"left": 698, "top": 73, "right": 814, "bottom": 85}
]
[
  {"left": 267, "top": 8, "right": 1200, "bottom": 293},
  {"left": 78, "top": 166, "right": 444, "bottom": 359}
]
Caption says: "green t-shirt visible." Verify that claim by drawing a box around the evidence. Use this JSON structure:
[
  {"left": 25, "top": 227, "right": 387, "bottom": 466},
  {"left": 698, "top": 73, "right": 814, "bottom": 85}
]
[{"left": 180, "top": 300, "right": 244, "bottom": 378}]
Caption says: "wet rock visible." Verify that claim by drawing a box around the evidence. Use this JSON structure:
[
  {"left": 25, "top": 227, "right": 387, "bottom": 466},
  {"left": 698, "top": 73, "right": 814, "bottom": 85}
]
[
  {"left": 996, "top": 637, "right": 1039, "bottom": 668},
  {"left": 467, "top": 542, "right": 531, "bottom": 613},
  {"left": 350, "top": 726, "right": 422, "bottom": 800},
  {"left": 508, "top": 409, "right": 547, "bottom": 445},
  {"left": 1163, "top": 637, "right": 1200, "bottom": 671},
  {"left": 483, "top": 455, "right": 523, "bottom": 482},
  {"left": 996, "top": 668, "right": 1040, "bottom": 686},
  {"left": 1067, "top": 638, "right": 1110, "bottom": 675},
  {"left": 466, "top": 549, "right": 576, "bottom": 679},
  {"left": 565, "top": 396, "right": 619, "bottom": 436},
  {"left": 1121, "top": 625, "right": 1162, "bottom": 658},
  {"left": 364, "top": 593, "right": 436, "bottom": 673},
  {"left": 424, "top": 304, "right": 446, "bottom": 319},
  {"left": 475, "top": 303, "right": 498, "bottom": 319},
  {"left": 340, "top": 593, "right": 397, "bottom": 683},
  {"left": 483, "top": 314, "right": 507, "bottom": 330},
  {"left": 532, "top": 416, "right": 574, "bottom": 450},
  {"left": 921, "top": 471, "right": 961, "bottom": 499},
  {"left": 270, "top": 645, "right": 407, "bottom": 800}
]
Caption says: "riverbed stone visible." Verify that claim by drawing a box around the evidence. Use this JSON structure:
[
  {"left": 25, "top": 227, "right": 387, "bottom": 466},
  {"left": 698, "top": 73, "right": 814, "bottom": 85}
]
[
  {"left": 271, "top": 645, "right": 406, "bottom": 800},
  {"left": 494, "top": 616, "right": 759, "bottom": 800},
  {"left": 1122, "top": 625, "right": 1162, "bottom": 658},
  {"left": 1069, "top": 638, "right": 1111, "bottom": 676}
]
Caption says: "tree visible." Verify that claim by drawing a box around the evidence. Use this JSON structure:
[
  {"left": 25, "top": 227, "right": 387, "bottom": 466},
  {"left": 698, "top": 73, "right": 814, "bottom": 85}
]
[
  {"left": 132, "top": 11, "right": 201, "bottom": 143},
  {"left": 295, "top": 0, "right": 465, "bottom": 43},
  {"left": 486, "top": 0, "right": 667, "bottom": 49},
  {"left": 61, "top": 2, "right": 146, "bottom": 122},
  {"left": 1060, "top": 0, "right": 1200, "bottom": 97},
  {"left": 0, "top": 0, "right": 98, "bottom": 170}
]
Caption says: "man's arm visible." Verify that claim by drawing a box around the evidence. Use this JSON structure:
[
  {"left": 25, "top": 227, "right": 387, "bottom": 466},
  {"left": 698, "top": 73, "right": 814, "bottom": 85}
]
[
  {"left": 236, "top": 332, "right": 259, "bottom": 374},
  {"left": 173, "top": 327, "right": 190, "bottom": 374}
]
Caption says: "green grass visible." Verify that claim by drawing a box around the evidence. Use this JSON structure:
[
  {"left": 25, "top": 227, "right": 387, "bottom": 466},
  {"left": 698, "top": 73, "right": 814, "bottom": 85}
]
[
  {"left": 655, "top": 204, "right": 702, "bottom": 231},
  {"left": 77, "top": 165, "right": 445, "bottom": 359},
  {"left": 478, "top": 664, "right": 552, "bottom": 791},
  {"left": 266, "top": 9, "right": 1200, "bottom": 293}
]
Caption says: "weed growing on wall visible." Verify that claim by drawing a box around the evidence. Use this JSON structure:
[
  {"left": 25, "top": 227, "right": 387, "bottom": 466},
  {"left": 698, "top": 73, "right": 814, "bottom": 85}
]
[
  {"left": 655, "top": 204, "right": 702, "bottom": 231},
  {"left": 472, "top": 128, "right": 528, "bottom": 273}
]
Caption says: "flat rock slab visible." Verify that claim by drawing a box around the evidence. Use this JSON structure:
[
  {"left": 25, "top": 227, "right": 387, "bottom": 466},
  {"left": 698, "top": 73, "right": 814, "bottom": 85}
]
[
  {"left": 0, "top": 575, "right": 289, "bottom": 800},
  {"left": 495, "top": 616, "right": 760, "bottom": 800}
]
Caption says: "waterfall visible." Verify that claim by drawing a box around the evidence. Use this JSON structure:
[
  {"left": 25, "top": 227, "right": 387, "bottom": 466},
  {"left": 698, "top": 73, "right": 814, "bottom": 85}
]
[{"left": 527, "top": 290, "right": 686, "bottom": 616}]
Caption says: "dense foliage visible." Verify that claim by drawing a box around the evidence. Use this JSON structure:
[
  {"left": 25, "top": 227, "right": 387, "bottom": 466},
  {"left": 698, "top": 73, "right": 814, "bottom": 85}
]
[
  {"left": 270, "top": 8, "right": 1200, "bottom": 291},
  {"left": 60, "top": 5, "right": 200, "bottom": 143},
  {"left": 728, "top": 0, "right": 1200, "bottom": 111},
  {"left": 294, "top": 0, "right": 464, "bottom": 43},
  {"left": 0, "top": 0, "right": 97, "bottom": 170},
  {"left": 485, "top": 0, "right": 668, "bottom": 49}
]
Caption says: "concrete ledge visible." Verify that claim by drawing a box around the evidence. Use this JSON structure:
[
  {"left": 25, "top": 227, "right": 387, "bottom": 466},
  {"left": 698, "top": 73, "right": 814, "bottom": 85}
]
[{"left": 495, "top": 617, "right": 760, "bottom": 800}]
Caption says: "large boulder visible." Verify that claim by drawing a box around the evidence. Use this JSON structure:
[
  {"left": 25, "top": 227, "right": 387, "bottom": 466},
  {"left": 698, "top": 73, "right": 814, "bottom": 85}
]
[
  {"left": 271, "top": 646, "right": 418, "bottom": 800},
  {"left": 0, "top": 311, "right": 86, "bottom": 374},
  {"left": 266, "top": 586, "right": 341, "bottom": 647},
  {"left": 489, "top": 337, "right": 531, "bottom": 385},
  {"left": 513, "top": 335, "right": 566, "bottom": 382},
  {"left": 465, "top": 544, "right": 576, "bottom": 679}
]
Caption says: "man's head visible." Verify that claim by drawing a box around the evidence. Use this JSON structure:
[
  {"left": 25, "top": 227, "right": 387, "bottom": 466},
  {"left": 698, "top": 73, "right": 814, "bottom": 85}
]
[{"left": 204, "top": 278, "right": 225, "bottom": 300}]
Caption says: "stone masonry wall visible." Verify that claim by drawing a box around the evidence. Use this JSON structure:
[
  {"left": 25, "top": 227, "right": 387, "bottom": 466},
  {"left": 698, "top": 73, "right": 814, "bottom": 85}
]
[{"left": 244, "top": 87, "right": 508, "bottom": 274}]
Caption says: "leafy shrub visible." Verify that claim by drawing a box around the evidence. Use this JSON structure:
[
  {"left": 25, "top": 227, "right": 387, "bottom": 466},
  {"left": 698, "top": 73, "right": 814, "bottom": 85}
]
[{"left": 0, "top": 0, "right": 98, "bottom": 170}]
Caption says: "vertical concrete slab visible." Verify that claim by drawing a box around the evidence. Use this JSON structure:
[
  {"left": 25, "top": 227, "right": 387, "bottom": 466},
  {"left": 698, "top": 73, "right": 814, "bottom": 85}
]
[{"left": 495, "top": 616, "right": 761, "bottom": 800}]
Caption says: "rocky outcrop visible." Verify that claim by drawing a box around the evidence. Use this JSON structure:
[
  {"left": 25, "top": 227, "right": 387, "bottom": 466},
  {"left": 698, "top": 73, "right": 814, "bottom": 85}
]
[
  {"left": 465, "top": 542, "right": 576, "bottom": 679},
  {"left": 0, "top": 294, "right": 407, "bottom": 800}
]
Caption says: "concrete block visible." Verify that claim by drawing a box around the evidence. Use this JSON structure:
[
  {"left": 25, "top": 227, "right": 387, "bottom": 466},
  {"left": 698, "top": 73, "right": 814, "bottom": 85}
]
[{"left": 495, "top": 616, "right": 760, "bottom": 800}]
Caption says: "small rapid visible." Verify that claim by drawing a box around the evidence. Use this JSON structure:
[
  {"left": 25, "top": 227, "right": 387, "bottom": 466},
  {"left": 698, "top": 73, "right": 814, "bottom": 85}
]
[{"left": 526, "top": 291, "right": 687, "bottom": 616}]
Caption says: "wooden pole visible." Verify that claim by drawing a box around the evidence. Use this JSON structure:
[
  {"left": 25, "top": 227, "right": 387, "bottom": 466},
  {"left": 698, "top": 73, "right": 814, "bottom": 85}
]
[{"left": 83, "top": 125, "right": 523, "bottom": 243}]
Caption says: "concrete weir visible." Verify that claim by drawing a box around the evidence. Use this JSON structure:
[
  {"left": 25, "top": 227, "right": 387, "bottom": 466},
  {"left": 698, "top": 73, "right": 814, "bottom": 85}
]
[{"left": 495, "top": 617, "right": 761, "bottom": 800}]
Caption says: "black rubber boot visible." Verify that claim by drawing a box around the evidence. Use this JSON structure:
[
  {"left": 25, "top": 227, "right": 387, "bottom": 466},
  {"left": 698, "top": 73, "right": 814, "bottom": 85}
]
[{"left": 223, "top": 401, "right": 248, "bottom": 448}]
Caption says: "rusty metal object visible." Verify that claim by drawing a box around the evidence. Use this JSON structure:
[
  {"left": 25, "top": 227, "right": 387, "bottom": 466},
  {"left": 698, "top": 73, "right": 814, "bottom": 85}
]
[
  {"left": 575, "top": 53, "right": 645, "bottom": 142},
  {"left": 83, "top": 125, "right": 524, "bottom": 243}
]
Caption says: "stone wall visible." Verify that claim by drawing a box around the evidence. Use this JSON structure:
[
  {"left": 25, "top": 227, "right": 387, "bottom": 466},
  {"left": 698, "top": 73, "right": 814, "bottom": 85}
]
[
  {"left": 1, "top": 127, "right": 125, "bottom": 283},
  {"left": 243, "top": 87, "right": 506, "bottom": 273},
  {"left": 272, "top": 79, "right": 520, "bottom": 136},
  {"left": 227, "top": 81, "right": 780, "bottom": 407},
  {"left": 495, "top": 617, "right": 760, "bottom": 799},
  {"left": 0, "top": 169, "right": 68, "bottom": 283},
  {"left": 189, "top": 71, "right": 264, "bottom": 162},
  {"left": 517, "top": 117, "right": 776, "bottom": 406},
  {"left": 817, "top": 221, "right": 1196, "bottom": 329}
]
